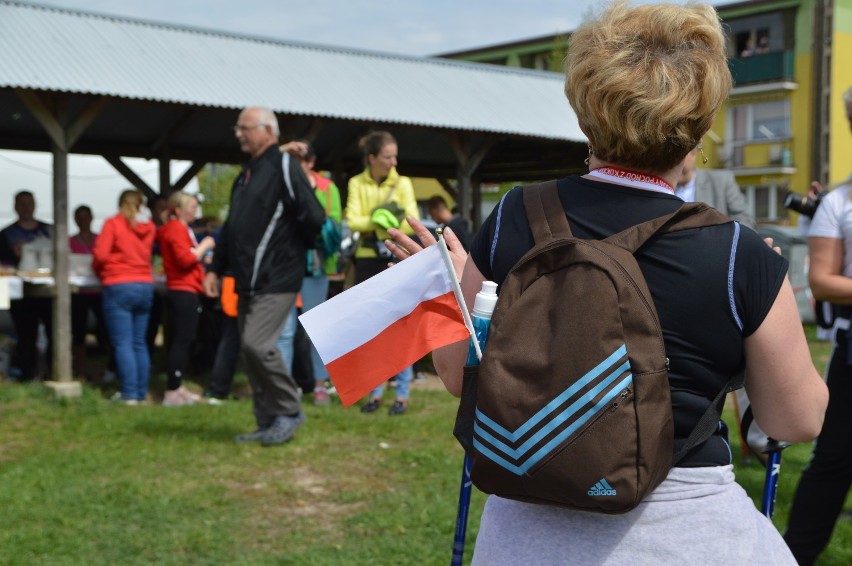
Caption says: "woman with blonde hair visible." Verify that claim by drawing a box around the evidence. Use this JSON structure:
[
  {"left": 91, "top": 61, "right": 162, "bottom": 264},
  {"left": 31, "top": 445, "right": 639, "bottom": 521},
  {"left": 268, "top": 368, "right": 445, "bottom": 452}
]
[
  {"left": 157, "top": 191, "right": 216, "bottom": 406},
  {"left": 92, "top": 189, "right": 156, "bottom": 405},
  {"left": 346, "top": 130, "right": 420, "bottom": 415},
  {"left": 387, "top": 2, "right": 827, "bottom": 563}
]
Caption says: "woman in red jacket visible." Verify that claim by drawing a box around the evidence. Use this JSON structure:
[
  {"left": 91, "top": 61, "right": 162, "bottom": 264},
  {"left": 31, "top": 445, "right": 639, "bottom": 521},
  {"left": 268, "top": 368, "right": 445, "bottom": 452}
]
[
  {"left": 92, "top": 189, "right": 156, "bottom": 405},
  {"left": 158, "top": 191, "right": 216, "bottom": 406}
]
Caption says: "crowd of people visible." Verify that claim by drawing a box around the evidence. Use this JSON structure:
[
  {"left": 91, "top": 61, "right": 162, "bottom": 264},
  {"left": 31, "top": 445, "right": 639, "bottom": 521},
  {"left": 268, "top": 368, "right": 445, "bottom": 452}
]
[
  {"left": 3, "top": 0, "right": 852, "bottom": 561},
  {"left": 0, "top": 109, "right": 464, "bottom": 444}
]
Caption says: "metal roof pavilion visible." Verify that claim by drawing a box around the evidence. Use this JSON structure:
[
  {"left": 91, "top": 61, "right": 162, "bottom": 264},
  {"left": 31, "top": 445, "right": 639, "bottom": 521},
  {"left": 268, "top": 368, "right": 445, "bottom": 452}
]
[
  {"left": 0, "top": 0, "right": 587, "bottom": 384},
  {"left": 0, "top": 0, "right": 587, "bottom": 184}
]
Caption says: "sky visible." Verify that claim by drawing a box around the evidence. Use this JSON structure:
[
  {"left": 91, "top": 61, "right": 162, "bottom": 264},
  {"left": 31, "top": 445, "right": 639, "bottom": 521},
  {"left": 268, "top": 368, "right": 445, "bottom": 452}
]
[{"left": 1, "top": 0, "right": 728, "bottom": 229}]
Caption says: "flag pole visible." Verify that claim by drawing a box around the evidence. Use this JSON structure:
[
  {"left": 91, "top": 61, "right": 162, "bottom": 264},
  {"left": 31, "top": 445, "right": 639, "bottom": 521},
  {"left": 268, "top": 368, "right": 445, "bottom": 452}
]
[{"left": 436, "top": 229, "right": 481, "bottom": 361}]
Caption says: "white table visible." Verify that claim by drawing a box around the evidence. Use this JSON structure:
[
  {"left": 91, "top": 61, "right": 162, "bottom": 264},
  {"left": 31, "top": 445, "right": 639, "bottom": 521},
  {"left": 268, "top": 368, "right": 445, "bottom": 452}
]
[{"left": 0, "top": 276, "right": 23, "bottom": 309}]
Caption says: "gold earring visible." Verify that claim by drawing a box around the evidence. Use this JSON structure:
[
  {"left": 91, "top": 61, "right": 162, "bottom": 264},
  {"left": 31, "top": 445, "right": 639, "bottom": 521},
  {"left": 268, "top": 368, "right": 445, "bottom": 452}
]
[
  {"left": 585, "top": 145, "right": 593, "bottom": 166},
  {"left": 698, "top": 144, "right": 708, "bottom": 165}
]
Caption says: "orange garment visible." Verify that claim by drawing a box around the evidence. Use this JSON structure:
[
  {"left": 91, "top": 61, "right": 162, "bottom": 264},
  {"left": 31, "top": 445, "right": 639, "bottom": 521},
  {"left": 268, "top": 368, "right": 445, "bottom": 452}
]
[{"left": 220, "top": 275, "right": 238, "bottom": 317}]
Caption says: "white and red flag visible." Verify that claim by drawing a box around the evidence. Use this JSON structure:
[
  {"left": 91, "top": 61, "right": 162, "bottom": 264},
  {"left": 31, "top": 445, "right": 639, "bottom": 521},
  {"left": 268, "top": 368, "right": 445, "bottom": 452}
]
[{"left": 299, "top": 244, "right": 470, "bottom": 407}]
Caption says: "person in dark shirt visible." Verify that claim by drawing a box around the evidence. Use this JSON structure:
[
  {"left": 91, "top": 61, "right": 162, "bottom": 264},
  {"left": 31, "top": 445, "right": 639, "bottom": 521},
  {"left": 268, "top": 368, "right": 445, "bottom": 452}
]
[
  {"left": 384, "top": 3, "right": 827, "bottom": 563},
  {"left": 203, "top": 106, "right": 310, "bottom": 446},
  {"left": 427, "top": 195, "right": 471, "bottom": 252},
  {"left": 0, "top": 191, "right": 53, "bottom": 381}
]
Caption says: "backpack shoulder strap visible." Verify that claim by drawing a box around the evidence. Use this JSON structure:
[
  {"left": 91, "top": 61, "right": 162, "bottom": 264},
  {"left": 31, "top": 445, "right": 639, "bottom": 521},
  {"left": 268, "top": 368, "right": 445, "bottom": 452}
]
[
  {"left": 606, "top": 202, "right": 732, "bottom": 254},
  {"left": 673, "top": 371, "right": 745, "bottom": 464},
  {"left": 521, "top": 180, "right": 572, "bottom": 244}
]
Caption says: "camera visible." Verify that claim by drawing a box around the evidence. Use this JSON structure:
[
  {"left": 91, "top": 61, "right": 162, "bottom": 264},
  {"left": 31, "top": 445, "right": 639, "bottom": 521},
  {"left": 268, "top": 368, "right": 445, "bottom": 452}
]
[{"left": 784, "top": 190, "right": 824, "bottom": 218}]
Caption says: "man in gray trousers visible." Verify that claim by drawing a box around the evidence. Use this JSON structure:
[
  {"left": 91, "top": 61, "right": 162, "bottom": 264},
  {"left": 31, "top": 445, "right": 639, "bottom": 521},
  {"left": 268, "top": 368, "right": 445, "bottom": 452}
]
[{"left": 204, "top": 106, "right": 311, "bottom": 446}]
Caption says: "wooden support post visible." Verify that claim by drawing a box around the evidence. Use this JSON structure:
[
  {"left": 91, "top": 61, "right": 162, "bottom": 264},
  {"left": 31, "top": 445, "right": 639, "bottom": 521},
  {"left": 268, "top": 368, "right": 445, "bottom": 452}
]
[
  {"left": 13, "top": 90, "right": 105, "bottom": 393},
  {"left": 51, "top": 140, "right": 72, "bottom": 383},
  {"left": 159, "top": 155, "right": 172, "bottom": 197},
  {"left": 448, "top": 132, "right": 497, "bottom": 229},
  {"left": 173, "top": 161, "right": 206, "bottom": 192},
  {"left": 471, "top": 174, "right": 483, "bottom": 230},
  {"left": 437, "top": 179, "right": 458, "bottom": 202},
  {"left": 104, "top": 155, "right": 158, "bottom": 202}
]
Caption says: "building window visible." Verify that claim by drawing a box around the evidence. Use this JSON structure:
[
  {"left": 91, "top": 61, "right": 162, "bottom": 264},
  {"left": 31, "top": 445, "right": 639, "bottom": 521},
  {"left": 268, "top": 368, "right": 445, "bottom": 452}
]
[
  {"left": 736, "top": 29, "right": 771, "bottom": 57},
  {"left": 743, "top": 183, "right": 788, "bottom": 221},
  {"left": 727, "top": 100, "right": 791, "bottom": 167},
  {"left": 732, "top": 100, "right": 790, "bottom": 140},
  {"left": 725, "top": 11, "right": 786, "bottom": 58}
]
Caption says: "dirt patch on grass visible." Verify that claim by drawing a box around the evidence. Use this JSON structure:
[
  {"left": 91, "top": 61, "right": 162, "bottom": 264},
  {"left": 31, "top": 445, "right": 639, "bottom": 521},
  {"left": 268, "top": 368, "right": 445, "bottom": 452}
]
[{"left": 225, "top": 464, "right": 366, "bottom": 551}]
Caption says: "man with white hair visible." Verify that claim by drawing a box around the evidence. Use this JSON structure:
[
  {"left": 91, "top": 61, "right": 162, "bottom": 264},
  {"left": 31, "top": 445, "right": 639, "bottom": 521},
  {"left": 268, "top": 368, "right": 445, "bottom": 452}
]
[{"left": 204, "top": 106, "right": 312, "bottom": 446}]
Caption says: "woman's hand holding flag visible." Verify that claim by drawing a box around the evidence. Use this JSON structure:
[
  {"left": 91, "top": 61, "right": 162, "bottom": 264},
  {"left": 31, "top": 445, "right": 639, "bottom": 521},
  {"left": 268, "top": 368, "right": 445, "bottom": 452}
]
[{"left": 385, "top": 215, "right": 468, "bottom": 280}]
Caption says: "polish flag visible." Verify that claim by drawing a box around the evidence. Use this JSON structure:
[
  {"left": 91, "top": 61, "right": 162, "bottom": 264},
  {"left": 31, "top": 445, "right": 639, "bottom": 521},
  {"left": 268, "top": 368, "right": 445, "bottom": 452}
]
[{"left": 299, "top": 245, "right": 470, "bottom": 407}]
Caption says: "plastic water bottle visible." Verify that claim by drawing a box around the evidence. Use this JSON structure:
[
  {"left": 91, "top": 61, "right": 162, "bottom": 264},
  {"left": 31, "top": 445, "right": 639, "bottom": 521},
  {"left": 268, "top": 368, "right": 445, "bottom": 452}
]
[
  {"left": 454, "top": 279, "right": 498, "bottom": 566},
  {"left": 466, "top": 281, "right": 498, "bottom": 366}
]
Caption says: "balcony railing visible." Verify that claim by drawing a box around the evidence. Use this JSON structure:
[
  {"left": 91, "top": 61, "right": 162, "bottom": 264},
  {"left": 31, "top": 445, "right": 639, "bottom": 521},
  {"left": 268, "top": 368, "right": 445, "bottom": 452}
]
[{"left": 728, "top": 50, "right": 794, "bottom": 85}]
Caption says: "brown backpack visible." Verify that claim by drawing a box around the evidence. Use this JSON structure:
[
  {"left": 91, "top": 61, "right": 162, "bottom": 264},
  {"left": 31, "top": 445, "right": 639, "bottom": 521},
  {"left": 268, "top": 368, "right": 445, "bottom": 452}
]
[{"left": 454, "top": 181, "right": 734, "bottom": 514}]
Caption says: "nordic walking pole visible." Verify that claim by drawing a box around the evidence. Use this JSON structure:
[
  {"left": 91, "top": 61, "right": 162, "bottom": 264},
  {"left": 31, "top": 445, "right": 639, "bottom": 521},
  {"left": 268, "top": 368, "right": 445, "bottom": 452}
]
[
  {"left": 761, "top": 438, "right": 789, "bottom": 518},
  {"left": 742, "top": 405, "right": 789, "bottom": 518},
  {"left": 435, "top": 230, "right": 496, "bottom": 566}
]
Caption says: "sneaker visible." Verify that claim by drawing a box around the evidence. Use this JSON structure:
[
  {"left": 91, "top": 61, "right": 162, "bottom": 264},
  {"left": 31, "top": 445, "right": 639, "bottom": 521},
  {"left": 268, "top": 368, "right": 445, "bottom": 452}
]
[
  {"left": 176, "top": 385, "right": 201, "bottom": 404},
  {"left": 110, "top": 392, "right": 139, "bottom": 406},
  {"left": 260, "top": 412, "right": 307, "bottom": 447},
  {"left": 234, "top": 427, "right": 269, "bottom": 444},
  {"left": 414, "top": 371, "right": 427, "bottom": 383},
  {"left": 388, "top": 400, "right": 408, "bottom": 416},
  {"left": 162, "top": 389, "right": 190, "bottom": 407},
  {"left": 313, "top": 388, "right": 330, "bottom": 406},
  {"left": 360, "top": 398, "right": 381, "bottom": 414},
  {"left": 206, "top": 397, "right": 225, "bottom": 406}
]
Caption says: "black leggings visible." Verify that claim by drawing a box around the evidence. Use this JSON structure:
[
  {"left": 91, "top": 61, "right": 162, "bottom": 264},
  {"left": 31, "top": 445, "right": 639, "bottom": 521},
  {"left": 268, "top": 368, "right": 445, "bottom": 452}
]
[
  {"left": 784, "top": 327, "right": 852, "bottom": 565},
  {"left": 71, "top": 293, "right": 104, "bottom": 346},
  {"left": 165, "top": 290, "right": 201, "bottom": 391},
  {"left": 208, "top": 314, "right": 240, "bottom": 399}
]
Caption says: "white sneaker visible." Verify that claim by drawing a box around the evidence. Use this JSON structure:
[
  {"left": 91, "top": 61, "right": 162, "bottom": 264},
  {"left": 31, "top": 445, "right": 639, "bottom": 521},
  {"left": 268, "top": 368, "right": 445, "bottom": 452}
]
[
  {"left": 176, "top": 385, "right": 201, "bottom": 404},
  {"left": 162, "top": 389, "right": 190, "bottom": 407}
]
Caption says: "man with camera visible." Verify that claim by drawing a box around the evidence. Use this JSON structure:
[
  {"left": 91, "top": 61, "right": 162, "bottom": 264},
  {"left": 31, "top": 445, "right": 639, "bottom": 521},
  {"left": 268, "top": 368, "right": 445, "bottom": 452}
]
[{"left": 785, "top": 86, "right": 852, "bottom": 565}]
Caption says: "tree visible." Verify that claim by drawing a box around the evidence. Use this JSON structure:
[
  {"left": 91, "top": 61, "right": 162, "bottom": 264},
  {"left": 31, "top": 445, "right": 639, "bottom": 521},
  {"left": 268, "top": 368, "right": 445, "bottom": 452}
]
[{"left": 196, "top": 163, "right": 240, "bottom": 222}]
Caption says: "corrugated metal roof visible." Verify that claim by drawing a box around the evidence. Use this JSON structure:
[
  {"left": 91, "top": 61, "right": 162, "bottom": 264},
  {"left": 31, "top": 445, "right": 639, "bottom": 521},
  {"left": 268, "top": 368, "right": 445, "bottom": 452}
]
[{"left": 0, "top": 1, "right": 585, "bottom": 141}]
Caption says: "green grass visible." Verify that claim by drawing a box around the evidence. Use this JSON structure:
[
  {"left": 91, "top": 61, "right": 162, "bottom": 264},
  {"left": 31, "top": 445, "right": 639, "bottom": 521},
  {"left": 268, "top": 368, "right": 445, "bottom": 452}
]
[
  {"left": 0, "top": 326, "right": 847, "bottom": 565},
  {"left": 0, "top": 380, "right": 484, "bottom": 566}
]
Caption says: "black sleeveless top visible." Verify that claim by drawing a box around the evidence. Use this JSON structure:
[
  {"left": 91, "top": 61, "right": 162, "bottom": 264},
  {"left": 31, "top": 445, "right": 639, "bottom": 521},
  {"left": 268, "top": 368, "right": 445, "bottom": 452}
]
[{"left": 469, "top": 176, "right": 787, "bottom": 467}]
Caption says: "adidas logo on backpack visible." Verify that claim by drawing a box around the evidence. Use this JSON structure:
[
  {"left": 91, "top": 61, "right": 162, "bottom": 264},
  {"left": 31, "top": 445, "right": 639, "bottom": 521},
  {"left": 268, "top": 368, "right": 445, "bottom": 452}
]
[
  {"left": 588, "top": 479, "right": 617, "bottom": 497},
  {"left": 453, "top": 181, "right": 730, "bottom": 514}
]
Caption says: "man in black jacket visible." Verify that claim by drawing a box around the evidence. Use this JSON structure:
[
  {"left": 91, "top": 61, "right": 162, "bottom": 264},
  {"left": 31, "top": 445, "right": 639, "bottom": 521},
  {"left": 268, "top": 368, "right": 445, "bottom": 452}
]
[{"left": 204, "top": 106, "right": 311, "bottom": 446}]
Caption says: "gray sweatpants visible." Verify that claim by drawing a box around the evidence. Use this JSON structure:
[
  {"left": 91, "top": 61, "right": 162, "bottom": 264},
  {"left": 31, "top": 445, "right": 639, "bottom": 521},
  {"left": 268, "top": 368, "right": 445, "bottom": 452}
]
[
  {"left": 472, "top": 465, "right": 796, "bottom": 565},
  {"left": 238, "top": 293, "right": 301, "bottom": 428}
]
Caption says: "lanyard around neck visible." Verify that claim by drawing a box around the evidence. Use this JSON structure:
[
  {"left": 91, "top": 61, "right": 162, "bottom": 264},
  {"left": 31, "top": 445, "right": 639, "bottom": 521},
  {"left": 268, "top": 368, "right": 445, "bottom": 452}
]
[{"left": 586, "top": 167, "right": 675, "bottom": 195}]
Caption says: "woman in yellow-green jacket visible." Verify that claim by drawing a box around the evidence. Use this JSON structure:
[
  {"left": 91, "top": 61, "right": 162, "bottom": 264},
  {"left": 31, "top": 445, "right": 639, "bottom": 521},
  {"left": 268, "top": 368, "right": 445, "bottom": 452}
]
[
  {"left": 346, "top": 131, "right": 420, "bottom": 283},
  {"left": 345, "top": 130, "right": 420, "bottom": 416}
]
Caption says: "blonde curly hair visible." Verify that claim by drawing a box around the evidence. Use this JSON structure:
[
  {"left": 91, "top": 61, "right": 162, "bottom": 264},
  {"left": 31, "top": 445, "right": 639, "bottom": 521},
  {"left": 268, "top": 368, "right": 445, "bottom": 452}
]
[{"left": 564, "top": 1, "right": 732, "bottom": 171}]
